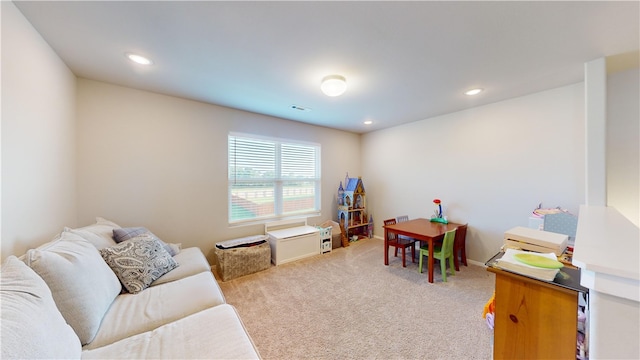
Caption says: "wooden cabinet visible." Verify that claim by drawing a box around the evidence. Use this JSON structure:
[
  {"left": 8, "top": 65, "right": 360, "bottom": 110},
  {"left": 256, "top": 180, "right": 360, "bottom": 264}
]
[{"left": 487, "top": 261, "right": 587, "bottom": 360}]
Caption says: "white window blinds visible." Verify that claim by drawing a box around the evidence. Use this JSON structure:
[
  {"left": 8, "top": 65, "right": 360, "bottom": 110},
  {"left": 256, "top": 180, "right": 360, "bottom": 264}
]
[{"left": 228, "top": 133, "right": 321, "bottom": 224}]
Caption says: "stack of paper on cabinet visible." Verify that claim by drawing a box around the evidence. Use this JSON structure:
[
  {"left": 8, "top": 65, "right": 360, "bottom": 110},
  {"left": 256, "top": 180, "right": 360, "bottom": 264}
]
[
  {"left": 504, "top": 226, "right": 568, "bottom": 255},
  {"left": 495, "top": 248, "right": 561, "bottom": 281}
]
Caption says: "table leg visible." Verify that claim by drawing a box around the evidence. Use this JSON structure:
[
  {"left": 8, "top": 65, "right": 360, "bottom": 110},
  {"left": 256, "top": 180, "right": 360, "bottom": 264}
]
[
  {"left": 384, "top": 228, "right": 389, "bottom": 265},
  {"left": 428, "top": 238, "right": 434, "bottom": 283}
]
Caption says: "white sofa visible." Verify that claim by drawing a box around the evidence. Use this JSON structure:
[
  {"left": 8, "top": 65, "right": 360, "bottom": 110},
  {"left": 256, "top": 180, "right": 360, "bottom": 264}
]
[{"left": 0, "top": 217, "right": 261, "bottom": 359}]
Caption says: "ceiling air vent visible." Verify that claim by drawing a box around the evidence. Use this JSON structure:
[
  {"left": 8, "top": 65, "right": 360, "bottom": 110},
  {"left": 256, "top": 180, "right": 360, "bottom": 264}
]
[{"left": 291, "top": 104, "right": 312, "bottom": 112}]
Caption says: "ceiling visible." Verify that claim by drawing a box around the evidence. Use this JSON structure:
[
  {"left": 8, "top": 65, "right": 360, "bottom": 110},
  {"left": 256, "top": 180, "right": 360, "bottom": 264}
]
[{"left": 14, "top": 1, "right": 640, "bottom": 134}]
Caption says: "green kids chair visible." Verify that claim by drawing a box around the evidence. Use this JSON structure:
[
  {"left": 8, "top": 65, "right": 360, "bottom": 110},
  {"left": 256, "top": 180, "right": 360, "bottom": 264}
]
[{"left": 418, "top": 228, "right": 457, "bottom": 282}]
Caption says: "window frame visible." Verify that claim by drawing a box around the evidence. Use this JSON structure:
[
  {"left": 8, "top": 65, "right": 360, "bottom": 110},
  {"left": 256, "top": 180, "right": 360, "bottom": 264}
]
[{"left": 228, "top": 132, "right": 321, "bottom": 226}]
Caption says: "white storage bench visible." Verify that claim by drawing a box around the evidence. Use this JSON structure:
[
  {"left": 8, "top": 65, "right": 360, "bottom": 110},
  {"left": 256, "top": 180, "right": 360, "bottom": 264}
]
[{"left": 265, "top": 219, "right": 320, "bottom": 265}]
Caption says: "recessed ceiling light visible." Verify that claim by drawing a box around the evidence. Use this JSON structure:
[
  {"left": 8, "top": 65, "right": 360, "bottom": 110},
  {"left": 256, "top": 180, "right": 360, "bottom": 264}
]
[
  {"left": 125, "top": 53, "right": 153, "bottom": 65},
  {"left": 364, "top": 120, "right": 373, "bottom": 125},
  {"left": 465, "top": 88, "right": 483, "bottom": 96}
]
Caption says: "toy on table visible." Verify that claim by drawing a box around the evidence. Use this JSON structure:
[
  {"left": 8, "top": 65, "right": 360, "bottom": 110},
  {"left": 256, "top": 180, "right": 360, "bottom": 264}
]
[{"left": 430, "top": 198, "right": 448, "bottom": 224}]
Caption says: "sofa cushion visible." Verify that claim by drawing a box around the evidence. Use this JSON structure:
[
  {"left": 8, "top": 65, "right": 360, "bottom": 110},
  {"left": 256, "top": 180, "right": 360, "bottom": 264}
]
[
  {"left": 1, "top": 256, "right": 82, "bottom": 359},
  {"left": 65, "top": 217, "right": 121, "bottom": 250},
  {"left": 112, "top": 226, "right": 178, "bottom": 256},
  {"left": 24, "top": 231, "right": 122, "bottom": 345},
  {"left": 150, "top": 247, "right": 211, "bottom": 287},
  {"left": 100, "top": 235, "right": 178, "bottom": 294},
  {"left": 83, "top": 271, "right": 226, "bottom": 350},
  {"left": 82, "top": 304, "right": 260, "bottom": 359}
]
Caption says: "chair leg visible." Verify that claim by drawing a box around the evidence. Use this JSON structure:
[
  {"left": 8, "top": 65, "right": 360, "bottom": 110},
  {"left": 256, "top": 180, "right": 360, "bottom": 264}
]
[
  {"left": 411, "top": 243, "right": 416, "bottom": 263},
  {"left": 395, "top": 247, "right": 399, "bottom": 257},
  {"left": 401, "top": 247, "right": 407, "bottom": 267},
  {"left": 461, "top": 245, "right": 468, "bottom": 266},
  {"left": 449, "top": 255, "right": 456, "bottom": 276},
  {"left": 440, "top": 258, "right": 447, "bottom": 282},
  {"left": 418, "top": 251, "right": 424, "bottom": 273},
  {"left": 453, "top": 246, "right": 461, "bottom": 271}
]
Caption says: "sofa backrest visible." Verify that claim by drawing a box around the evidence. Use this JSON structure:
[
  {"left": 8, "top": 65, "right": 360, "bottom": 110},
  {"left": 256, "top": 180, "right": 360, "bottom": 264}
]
[
  {"left": 0, "top": 256, "right": 82, "bottom": 359},
  {"left": 23, "top": 230, "right": 123, "bottom": 345}
]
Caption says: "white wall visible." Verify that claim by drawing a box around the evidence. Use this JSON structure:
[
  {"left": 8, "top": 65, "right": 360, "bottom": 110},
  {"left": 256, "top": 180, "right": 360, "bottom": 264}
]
[
  {"left": 76, "top": 79, "right": 360, "bottom": 263},
  {"left": 362, "top": 84, "right": 586, "bottom": 263},
  {"left": 585, "top": 58, "right": 607, "bottom": 206},
  {"left": 3, "top": 0, "right": 636, "bottom": 269},
  {"left": 607, "top": 67, "right": 639, "bottom": 226},
  {"left": 1, "top": 0, "right": 360, "bottom": 263},
  {"left": 1, "top": 2, "right": 78, "bottom": 258}
]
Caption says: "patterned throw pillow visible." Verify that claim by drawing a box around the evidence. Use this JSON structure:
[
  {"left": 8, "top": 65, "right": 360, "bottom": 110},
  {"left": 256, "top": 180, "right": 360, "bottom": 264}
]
[
  {"left": 112, "top": 227, "right": 178, "bottom": 256},
  {"left": 100, "top": 236, "right": 178, "bottom": 294}
]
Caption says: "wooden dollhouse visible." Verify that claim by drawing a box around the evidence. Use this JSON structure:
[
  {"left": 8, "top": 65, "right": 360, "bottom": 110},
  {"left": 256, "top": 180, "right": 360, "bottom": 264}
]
[{"left": 338, "top": 175, "right": 371, "bottom": 241}]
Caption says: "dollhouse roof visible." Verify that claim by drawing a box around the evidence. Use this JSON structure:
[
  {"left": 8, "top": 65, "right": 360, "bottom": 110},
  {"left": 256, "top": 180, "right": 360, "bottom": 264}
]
[{"left": 344, "top": 177, "right": 364, "bottom": 193}]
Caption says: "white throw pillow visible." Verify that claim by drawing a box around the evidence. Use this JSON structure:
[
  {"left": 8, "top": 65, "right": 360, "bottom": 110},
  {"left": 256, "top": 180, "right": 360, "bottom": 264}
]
[
  {"left": 1, "top": 256, "right": 82, "bottom": 359},
  {"left": 65, "top": 216, "right": 122, "bottom": 250},
  {"left": 24, "top": 231, "right": 122, "bottom": 345}
]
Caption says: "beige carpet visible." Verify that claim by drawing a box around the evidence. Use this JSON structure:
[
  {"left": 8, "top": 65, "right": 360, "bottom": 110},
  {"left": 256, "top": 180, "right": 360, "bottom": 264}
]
[{"left": 217, "top": 238, "right": 495, "bottom": 359}]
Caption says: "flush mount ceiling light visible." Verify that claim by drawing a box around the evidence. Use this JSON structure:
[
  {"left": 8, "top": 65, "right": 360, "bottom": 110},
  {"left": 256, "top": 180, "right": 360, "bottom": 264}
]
[
  {"left": 125, "top": 52, "right": 153, "bottom": 65},
  {"left": 464, "top": 88, "right": 483, "bottom": 96},
  {"left": 321, "top": 75, "right": 347, "bottom": 97}
]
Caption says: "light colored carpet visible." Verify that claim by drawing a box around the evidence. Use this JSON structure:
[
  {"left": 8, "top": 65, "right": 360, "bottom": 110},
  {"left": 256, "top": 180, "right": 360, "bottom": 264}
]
[{"left": 217, "top": 238, "right": 495, "bottom": 359}]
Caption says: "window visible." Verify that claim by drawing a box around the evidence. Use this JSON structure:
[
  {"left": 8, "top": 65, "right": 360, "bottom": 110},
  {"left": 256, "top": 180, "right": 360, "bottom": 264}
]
[{"left": 228, "top": 133, "right": 321, "bottom": 224}]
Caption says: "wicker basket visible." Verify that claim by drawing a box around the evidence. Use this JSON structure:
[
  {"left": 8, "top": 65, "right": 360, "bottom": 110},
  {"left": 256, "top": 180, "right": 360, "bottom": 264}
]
[{"left": 214, "top": 241, "right": 271, "bottom": 281}]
